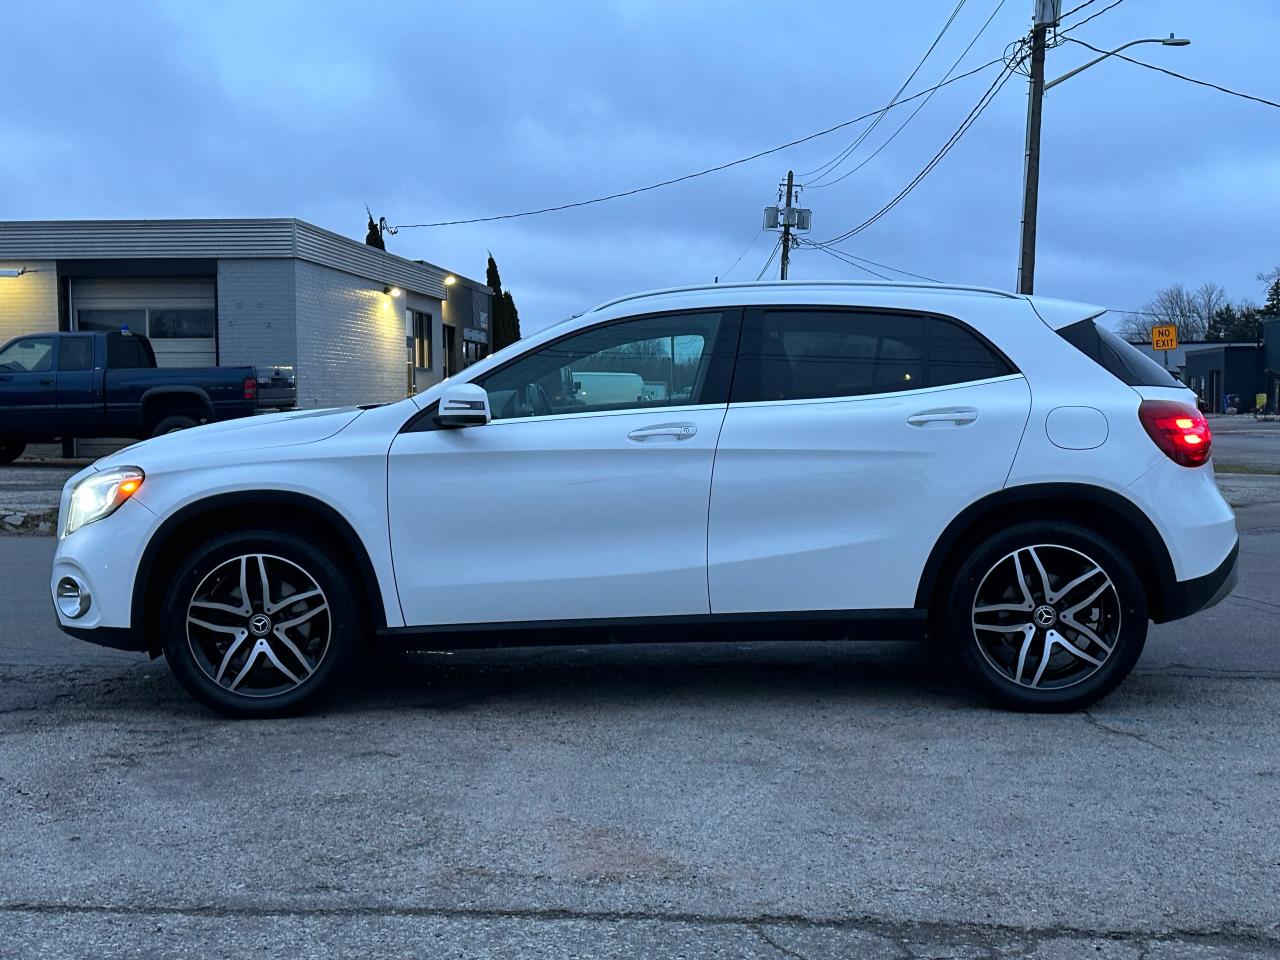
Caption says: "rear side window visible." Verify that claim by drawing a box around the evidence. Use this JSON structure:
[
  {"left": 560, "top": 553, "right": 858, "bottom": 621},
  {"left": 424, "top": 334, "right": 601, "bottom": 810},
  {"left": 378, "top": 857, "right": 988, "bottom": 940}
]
[
  {"left": 732, "top": 309, "right": 1014, "bottom": 402},
  {"left": 1057, "top": 318, "right": 1179, "bottom": 388},
  {"left": 58, "top": 337, "right": 94, "bottom": 371},
  {"left": 106, "top": 335, "right": 151, "bottom": 369}
]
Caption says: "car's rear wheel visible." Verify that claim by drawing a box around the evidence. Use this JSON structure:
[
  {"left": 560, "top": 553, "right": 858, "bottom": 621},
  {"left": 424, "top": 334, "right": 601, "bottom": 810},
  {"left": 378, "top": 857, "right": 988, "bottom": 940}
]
[
  {"left": 160, "top": 529, "right": 362, "bottom": 717},
  {"left": 0, "top": 441, "right": 25, "bottom": 465},
  {"left": 942, "top": 521, "right": 1148, "bottom": 711}
]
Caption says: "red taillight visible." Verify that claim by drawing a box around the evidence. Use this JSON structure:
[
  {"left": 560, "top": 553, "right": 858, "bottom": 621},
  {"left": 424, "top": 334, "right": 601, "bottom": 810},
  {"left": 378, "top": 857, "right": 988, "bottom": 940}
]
[
  {"left": 1139, "top": 400, "right": 1211, "bottom": 467},
  {"left": 243, "top": 377, "right": 258, "bottom": 400}
]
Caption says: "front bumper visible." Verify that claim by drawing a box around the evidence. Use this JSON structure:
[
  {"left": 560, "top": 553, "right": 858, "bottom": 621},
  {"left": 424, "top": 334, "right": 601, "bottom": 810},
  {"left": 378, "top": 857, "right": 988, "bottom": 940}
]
[
  {"left": 50, "top": 496, "right": 157, "bottom": 651},
  {"left": 1157, "top": 537, "right": 1239, "bottom": 623}
]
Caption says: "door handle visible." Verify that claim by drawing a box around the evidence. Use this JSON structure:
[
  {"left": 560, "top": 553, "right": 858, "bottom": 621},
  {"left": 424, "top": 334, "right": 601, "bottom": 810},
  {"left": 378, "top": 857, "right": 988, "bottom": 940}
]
[
  {"left": 627, "top": 422, "right": 698, "bottom": 442},
  {"left": 39, "top": 378, "right": 54, "bottom": 386},
  {"left": 907, "top": 408, "right": 978, "bottom": 426}
]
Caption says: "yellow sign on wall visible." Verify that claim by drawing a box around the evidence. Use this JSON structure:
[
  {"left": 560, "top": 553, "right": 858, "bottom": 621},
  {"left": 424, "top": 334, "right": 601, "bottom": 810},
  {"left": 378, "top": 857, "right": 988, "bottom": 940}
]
[{"left": 1151, "top": 324, "right": 1179, "bottom": 351}]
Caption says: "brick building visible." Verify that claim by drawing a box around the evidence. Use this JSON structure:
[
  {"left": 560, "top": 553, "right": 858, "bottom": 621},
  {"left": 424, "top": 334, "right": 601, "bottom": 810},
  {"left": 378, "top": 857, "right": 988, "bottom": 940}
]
[{"left": 0, "top": 219, "right": 490, "bottom": 410}]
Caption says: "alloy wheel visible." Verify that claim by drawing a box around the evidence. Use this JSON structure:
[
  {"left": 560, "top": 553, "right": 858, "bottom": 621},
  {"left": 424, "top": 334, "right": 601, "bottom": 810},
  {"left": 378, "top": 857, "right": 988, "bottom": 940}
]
[
  {"left": 971, "top": 544, "right": 1120, "bottom": 690},
  {"left": 186, "top": 554, "right": 331, "bottom": 698}
]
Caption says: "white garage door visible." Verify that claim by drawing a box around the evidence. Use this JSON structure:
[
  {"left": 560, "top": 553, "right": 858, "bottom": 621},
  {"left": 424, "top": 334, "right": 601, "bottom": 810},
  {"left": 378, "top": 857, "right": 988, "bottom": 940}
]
[{"left": 70, "top": 279, "right": 216, "bottom": 368}]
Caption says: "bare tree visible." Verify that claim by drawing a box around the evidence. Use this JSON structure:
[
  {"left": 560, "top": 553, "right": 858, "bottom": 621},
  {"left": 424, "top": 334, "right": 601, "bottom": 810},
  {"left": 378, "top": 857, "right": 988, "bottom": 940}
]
[{"left": 1135, "top": 283, "right": 1225, "bottom": 342}]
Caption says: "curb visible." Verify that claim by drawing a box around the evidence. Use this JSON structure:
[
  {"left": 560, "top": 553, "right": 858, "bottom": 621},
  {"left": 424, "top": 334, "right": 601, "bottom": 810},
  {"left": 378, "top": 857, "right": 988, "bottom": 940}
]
[{"left": 0, "top": 508, "right": 58, "bottom": 537}]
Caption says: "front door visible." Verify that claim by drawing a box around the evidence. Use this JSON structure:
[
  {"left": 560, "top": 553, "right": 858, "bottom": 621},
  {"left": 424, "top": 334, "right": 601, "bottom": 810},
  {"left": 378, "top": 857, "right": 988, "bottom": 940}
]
[
  {"left": 388, "top": 308, "right": 740, "bottom": 626},
  {"left": 708, "top": 306, "right": 1032, "bottom": 614},
  {"left": 0, "top": 336, "right": 57, "bottom": 437}
]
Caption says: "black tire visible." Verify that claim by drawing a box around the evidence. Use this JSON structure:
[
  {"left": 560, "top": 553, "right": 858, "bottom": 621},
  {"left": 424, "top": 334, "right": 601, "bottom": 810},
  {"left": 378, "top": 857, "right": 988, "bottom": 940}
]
[
  {"left": 0, "top": 442, "right": 25, "bottom": 465},
  {"left": 151, "top": 415, "right": 198, "bottom": 437},
  {"left": 941, "top": 520, "right": 1148, "bottom": 712},
  {"left": 160, "top": 529, "right": 363, "bottom": 718}
]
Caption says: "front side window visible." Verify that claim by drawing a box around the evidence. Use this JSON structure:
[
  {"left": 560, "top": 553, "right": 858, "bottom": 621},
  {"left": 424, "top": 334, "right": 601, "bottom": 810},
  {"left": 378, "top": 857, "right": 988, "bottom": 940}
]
[
  {"left": 479, "top": 311, "right": 734, "bottom": 421},
  {"left": 732, "top": 309, "right": 1013, "bottom": 402},
  {"left": 0, "top": 337, "right": 55, "bottom": 373}
]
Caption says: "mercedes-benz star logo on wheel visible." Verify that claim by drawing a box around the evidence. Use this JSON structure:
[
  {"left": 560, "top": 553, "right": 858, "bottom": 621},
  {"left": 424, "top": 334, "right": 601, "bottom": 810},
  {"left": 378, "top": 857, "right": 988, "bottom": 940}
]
[
  {"left": 248, "top": 613, "right": 273, "bottom": 637},
  {"left": 1033, "top": 605, "right": 1058, "bottom": 629}
]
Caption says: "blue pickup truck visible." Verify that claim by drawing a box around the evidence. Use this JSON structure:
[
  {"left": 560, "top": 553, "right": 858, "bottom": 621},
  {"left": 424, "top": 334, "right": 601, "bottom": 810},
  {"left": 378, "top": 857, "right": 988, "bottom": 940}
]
[{"left": 0, "top": 330, "right": 293, "bottom": 464}]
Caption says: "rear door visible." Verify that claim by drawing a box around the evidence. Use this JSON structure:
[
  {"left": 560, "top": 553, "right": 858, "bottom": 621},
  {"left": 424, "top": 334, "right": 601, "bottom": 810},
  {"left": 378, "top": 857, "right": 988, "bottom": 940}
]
[
  {"left": 0, "top": 336, "right": 58, "bottom": 436},
  {"left": 54, "top": 335, "right": 104, "bottom": 436},
  {"left": 707, "top": 306, "right": 1031, "bottom": 614}
]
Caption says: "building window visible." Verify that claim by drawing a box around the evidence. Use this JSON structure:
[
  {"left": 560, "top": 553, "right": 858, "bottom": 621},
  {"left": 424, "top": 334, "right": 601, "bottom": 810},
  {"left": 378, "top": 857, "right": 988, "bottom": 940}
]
[
  {"left": 442, "top": 324, "right": 456, "bottom": 379},
  {"left": 149, "top": 308, "right": 216, "bottom": 338},
  {"left": 411, "top": 310, "right": 432, "bottom": 369}
]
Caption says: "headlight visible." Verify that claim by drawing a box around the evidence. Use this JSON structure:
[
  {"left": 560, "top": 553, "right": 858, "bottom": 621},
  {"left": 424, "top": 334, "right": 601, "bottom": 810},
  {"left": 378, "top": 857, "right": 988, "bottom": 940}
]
[{"left": 64, "top": 467, "right": 144, "bottom": 537}]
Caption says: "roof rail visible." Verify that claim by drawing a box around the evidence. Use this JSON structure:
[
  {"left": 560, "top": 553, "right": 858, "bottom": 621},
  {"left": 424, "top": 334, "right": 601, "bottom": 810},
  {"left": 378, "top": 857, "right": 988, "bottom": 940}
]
[{"left": 587, "top": 279, "right": 1022, "bottom": 314}]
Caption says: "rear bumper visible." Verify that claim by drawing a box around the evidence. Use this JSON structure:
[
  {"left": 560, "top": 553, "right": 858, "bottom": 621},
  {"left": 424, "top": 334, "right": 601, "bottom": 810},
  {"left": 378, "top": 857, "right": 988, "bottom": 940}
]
[{"left": 1156, "top": 537, "right": 1238, "bottom": 623}]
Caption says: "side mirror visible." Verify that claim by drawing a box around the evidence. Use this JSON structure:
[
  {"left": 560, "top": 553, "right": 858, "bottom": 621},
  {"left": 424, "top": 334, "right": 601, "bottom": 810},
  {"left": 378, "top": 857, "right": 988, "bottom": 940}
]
[{"left": 434, "top": 382, "right": 491, "bottom": 428}]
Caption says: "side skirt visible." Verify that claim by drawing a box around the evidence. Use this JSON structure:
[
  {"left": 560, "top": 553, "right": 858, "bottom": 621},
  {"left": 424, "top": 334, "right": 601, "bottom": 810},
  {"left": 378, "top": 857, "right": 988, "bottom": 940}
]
[{"left": 377, "top": 609, "right": 927, "bottom": 652}]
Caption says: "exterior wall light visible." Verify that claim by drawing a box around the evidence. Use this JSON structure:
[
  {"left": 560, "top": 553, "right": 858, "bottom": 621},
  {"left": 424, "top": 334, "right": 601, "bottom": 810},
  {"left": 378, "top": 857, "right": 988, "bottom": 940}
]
[
  {"left": 443, "top": 275, "right": 457, "bottom": 286},
  {"left": 0, "top": 268, "right": 27, "bottom": 278},
  {"left": 384, "top": 286, "right": 403, "bottom": 298}
]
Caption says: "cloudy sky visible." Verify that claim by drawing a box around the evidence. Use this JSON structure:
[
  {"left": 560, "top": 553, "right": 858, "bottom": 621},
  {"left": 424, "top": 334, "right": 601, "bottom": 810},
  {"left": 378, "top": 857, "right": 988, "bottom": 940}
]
[{"left": 2, "top": 0, "right": 1276, "bottom": 332}]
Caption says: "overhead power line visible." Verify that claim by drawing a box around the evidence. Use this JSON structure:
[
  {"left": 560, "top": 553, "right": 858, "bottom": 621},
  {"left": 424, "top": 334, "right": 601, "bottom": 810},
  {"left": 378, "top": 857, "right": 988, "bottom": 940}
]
[
  {"left": 812, "top": 53, "right": 1020, "bottom": 247},
  {"left": 1058, "top": 0, "right": 1127, "bottom": 36},
  {"left": 391, "top": 59, "right": 1004, "bottom": 230},
  {"left": 1058, "top": 0, "right": 1101, "bottom": 20},
  {"left": 1065, "top": 38, "right": 1280, "bottom": 109},
  {"left": 720, "top": 227, "right": 768, "bottom": 279},
  {"left": 809, "top": 0, "right": 1009, "bottom": 191},
  {"left": 756, "top": 238, "right": 783, "bottom": 280},
  {"left": 799, "top": 239, "right": 945, "bottom": 283},
  {"left": 805, "top": 242, "right": 892, "bottom": 280},
  {"left": 802, "top": 0, "right": 969, "bottom": 186}
]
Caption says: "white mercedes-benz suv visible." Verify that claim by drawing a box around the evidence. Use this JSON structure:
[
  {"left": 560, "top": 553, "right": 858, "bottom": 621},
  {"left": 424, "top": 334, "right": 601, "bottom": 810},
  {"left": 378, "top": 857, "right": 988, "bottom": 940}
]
[{"left": 51, "top": 281, "right": 1238, "bottom": 716}]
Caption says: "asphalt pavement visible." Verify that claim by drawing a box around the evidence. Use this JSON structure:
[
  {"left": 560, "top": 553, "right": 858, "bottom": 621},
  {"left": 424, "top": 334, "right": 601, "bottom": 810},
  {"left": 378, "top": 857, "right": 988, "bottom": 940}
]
[{"left": 1, "top": 505, "right": 1279, "bottom": 957}]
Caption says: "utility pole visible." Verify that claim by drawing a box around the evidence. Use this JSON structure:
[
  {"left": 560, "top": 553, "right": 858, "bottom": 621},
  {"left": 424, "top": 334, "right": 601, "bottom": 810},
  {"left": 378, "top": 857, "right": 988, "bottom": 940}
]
[
  {"left": 763, "top": 174, "right": 810, "bottom": 279},
  {"left": 780, "top": 169, "right": 795, "bottom": 280},
  {"left": 1016, "top": 1, "right": 1060, "bottom": 295}
]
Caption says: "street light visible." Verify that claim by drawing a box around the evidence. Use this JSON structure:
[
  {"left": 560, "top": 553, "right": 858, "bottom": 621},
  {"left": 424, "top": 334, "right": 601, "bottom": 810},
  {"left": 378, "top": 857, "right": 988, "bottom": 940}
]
[
  {"left": 1045, "top": 35, "right": 1190, "bottom": 91},
  {"left": 1017, "top": 26, "right": 1190, "bottom": 295}
]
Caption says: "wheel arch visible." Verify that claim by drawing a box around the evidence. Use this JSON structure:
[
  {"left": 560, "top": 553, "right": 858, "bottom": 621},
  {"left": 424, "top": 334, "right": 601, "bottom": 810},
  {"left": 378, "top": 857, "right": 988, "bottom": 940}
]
[
  {"left": 915, "top": 483, "right": 1179, "bottom": 624},
  {"left": 140, "top": 387, "right": 214, "bottom": 429},
  {"left": 131, "top": 490, "right": 387, "bottom": 656}
]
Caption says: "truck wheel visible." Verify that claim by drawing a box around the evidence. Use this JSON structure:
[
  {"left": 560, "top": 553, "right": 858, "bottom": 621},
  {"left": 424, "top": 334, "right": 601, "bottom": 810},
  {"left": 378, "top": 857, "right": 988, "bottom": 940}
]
[
  {"left": 151, "top": 415, "right": 198, "bottom": 437},
  {"left": 160, "top": 529, "right": 363, "bottom": 718},
  {"left": 0, "top": 442, "right": 25, "bottom": 465}
]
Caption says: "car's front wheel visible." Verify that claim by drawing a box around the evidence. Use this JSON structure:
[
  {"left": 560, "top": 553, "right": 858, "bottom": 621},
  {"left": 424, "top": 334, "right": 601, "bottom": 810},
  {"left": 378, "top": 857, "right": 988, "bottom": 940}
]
[
  {"left": 942, "top": 521, "right": 1148, "bottom": 711},
  {"left": 160, "top": 529, "right": 362, "bottom": 717},
  {"left": 0, "top": 441, "right": 25, "bottom": 465}
]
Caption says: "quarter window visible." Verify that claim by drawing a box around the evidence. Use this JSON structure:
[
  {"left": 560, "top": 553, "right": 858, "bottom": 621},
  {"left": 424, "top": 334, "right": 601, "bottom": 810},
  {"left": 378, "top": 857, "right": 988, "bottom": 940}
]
[
  {"left": 479, "top": 311, "right": 734, "bottom": 421},
  {"left": 732, "top": 309, "right": 1012, "bottom": 402}
]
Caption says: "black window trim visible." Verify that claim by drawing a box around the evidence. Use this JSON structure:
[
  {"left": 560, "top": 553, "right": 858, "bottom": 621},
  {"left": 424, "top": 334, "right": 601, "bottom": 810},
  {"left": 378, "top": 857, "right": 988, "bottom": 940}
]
[
  {"left": 400, "top": 306, "right": 746, "bottom": 433},
  {"left": 728, "top": 304, "right": 1020, "bottom": 405}
]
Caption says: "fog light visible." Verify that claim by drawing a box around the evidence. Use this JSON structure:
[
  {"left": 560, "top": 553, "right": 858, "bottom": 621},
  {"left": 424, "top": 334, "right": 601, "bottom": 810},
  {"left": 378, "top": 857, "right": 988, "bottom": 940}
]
[{"left": 56, "top": 577, "right": 91, "bottom": 619}]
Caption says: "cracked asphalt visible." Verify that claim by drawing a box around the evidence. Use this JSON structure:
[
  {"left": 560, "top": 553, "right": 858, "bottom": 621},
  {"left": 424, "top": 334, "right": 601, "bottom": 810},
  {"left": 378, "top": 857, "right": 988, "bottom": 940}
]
[{"left": 2, "top": 504, "right": 1279, "bottom": 957}]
